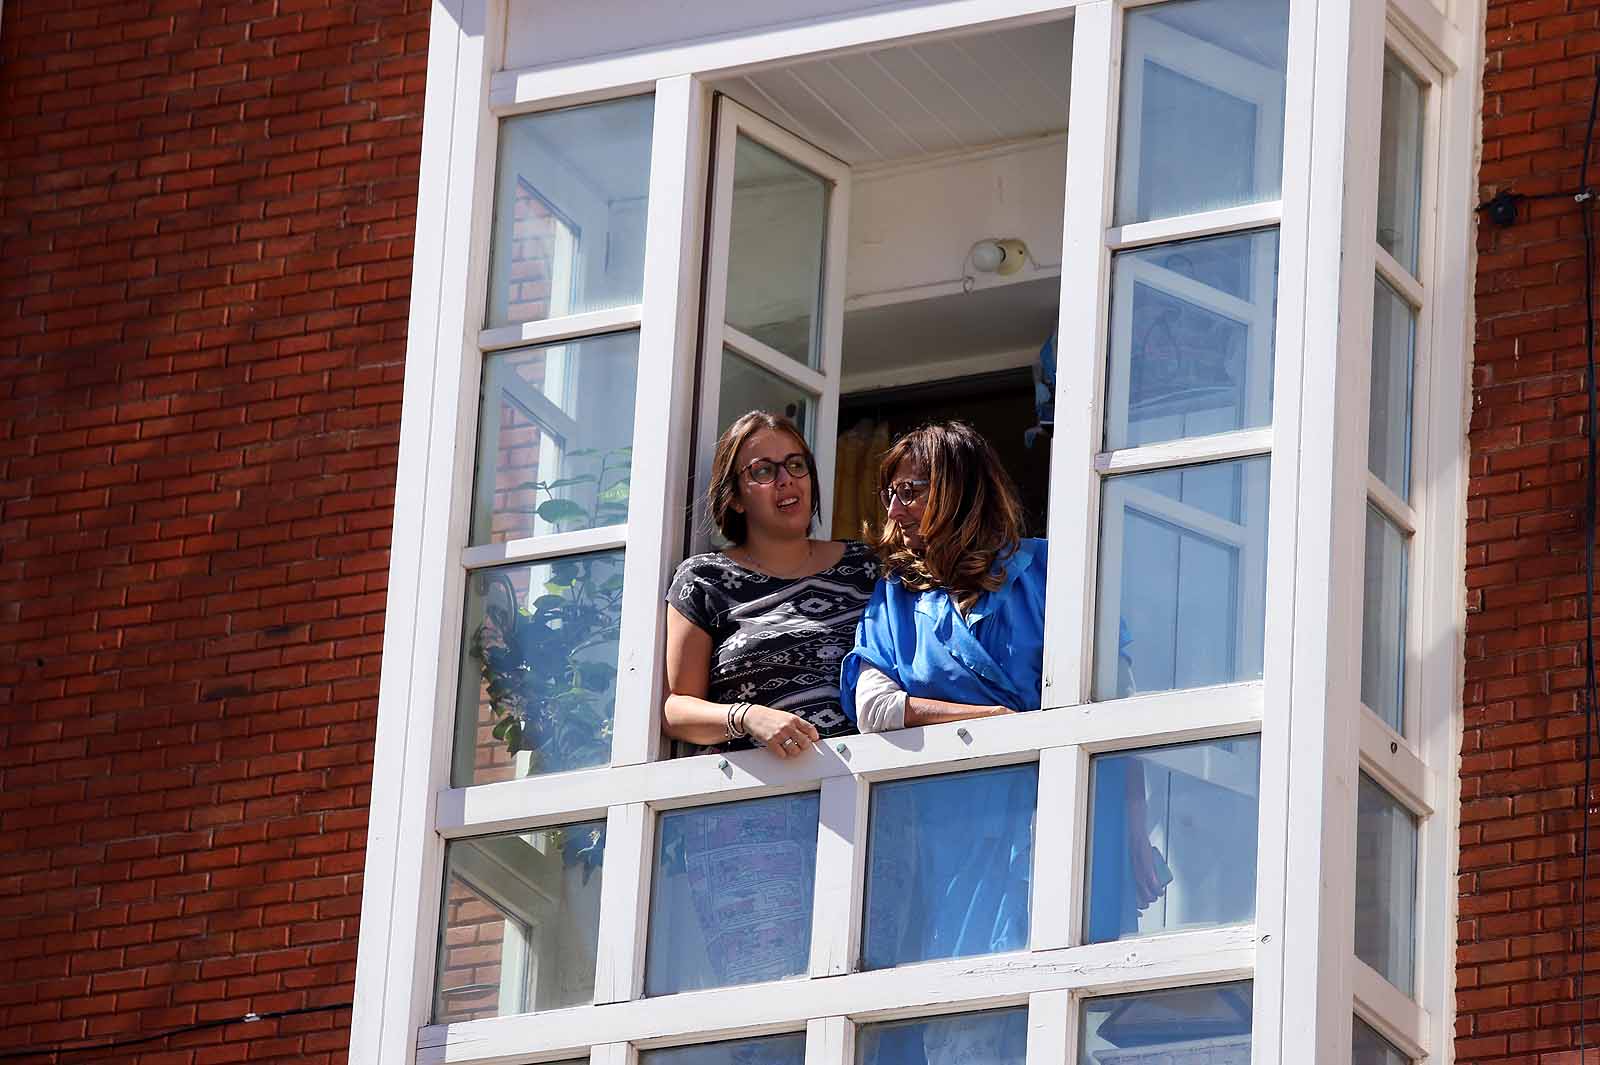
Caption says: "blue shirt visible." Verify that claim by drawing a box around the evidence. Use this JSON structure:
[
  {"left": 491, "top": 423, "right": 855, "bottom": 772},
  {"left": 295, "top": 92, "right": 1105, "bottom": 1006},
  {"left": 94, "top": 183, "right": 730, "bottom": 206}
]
[{"left": 840, "top": 538, "right": 1049, "bottom": 719}]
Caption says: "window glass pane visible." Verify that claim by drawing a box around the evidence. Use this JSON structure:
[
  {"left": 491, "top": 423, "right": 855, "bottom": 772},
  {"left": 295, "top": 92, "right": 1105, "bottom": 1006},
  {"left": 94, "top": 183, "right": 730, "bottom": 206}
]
[
  {"left": 862, "top": 765, "right": 1037, "bottom": 969},
  {"left": 1377, "top": 52, "right": 1426, "bottom": 275},
  {"left": 642, "top": 1033, "right": 807, "bottom": 1065},
  {"left": 453, "top": 550, "right": 623, "bottom": 786},
  {"left": 470, "top": 332, "right": 638, "bottom": 545},
  {"left": 1115, "top": 0, "right": 1289, "bottom": 224},
  {"left": 1355, "top": 773, "right": 1419, "bottom": 996},
  {"left": 1369, "top": 278, "right": 1416, "bottom": 500},
  {"left": 1094, "top": 457, "right": 1270, "bottom": 700},
  {"left": 486, "top": 96, "right": 654, "bottom": 328},
  {"left": 1361, "top": 506, "right": 1408, "bottom": 733},
  {"left": 1105, "top": 229, "right": 1279, "bottom": 450},
  {"left": 1353, "top": 1017, "right": 1410, "bottom": 1065},
  {"left": 645, "top": 793, "right": 820, "bottom": 995},
  {"left": 1079, "top": 981, "right": 1253, "bottom": 1062},
  {"left": 726, "top": 135, "right": 827, "bottom": 366},
  {"left": 858, "top": 1008, "right": 1028, "bottom": 1065},
  {"left": 1086, "top": 736, "right": 1261, "bottom": 943},
  {"left": 719, "top": 348, "right": 814, "bottom": 441},
  {"left": 433, "top": 821, "right": 605, "bottom": 1021}
]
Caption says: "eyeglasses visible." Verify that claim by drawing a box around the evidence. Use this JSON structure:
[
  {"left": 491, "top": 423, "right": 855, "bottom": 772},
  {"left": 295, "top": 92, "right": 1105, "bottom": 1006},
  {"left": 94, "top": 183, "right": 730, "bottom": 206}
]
[
  {"left": 741, "top": 453, "right": 811, "bottom": 485},
  {"left": 880, "top": 479, "right": 931, "bottom": 509}
]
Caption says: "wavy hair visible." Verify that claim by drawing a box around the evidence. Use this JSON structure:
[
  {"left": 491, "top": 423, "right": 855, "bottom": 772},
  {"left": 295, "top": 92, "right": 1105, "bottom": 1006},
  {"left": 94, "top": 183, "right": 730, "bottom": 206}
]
[
  {"left": 706, "top": 410, "right": 819, "bottom": 545},
  {"left": 874, "top": 420, "right": 1023, "bottom": 611}
]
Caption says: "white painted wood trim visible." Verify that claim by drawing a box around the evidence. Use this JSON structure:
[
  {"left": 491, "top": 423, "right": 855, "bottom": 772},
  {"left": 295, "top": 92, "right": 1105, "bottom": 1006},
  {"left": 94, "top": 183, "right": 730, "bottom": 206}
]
[
  {"left": 1251, "top": 0, "right": 1368, "bottom": 1059},
  {"left": 841, "top": 346, "right": 1037, "bottom": 395},
  {"left": 1029, "top": 746, "right": 1080, "bottom": 953},
  {"left": 591, "top": 1043, "right": 635, "bottom": 1065},
  {"left": 461, "top": 525, "right": 629, "bottom": 570},
  {"left": 1024, "top": 990, "right": 1069, "bottom": 1065},
  {"left": 842, "top": 265, "right": 1063, "bottom": 315},
  {"left": 1093, "top": 428, "right": 1273, "bottom": 475},
  {"left": 1105, "top": 200, "right": 1283, "bottom": 251},
  {"left": 809, "top": 774, "right": 867, "bottom": 978},
  {"left": 609, "top": 75, "right": 711, "bottom": 768},
  {"left": 416, "top": 927, "right": 1257, "bottom": 1064},
  {"left": 1040, "top": 0, "right": 1116, "bottom": 711},
  {"left": 1374, "top": 244, "right": 1425, "bottom": 309},
  {"left": 723, "top": 324, "right": 830, "bottom": 396},
  {"left": 1387, "top": 0, "right": 1463, "bottom": 78},
  {"left": 349, "top": 4, "right": 497, "bottom": 1065},
  {"left": 1357, "top": 708, "right": 1432, "bottom": 818},
  {"left": 593, "top": 803, "right": 652, "bottom": 1004},
  {"left": 1352, "top": 957, "right": 1430, "bottom": 1059},
  {"left": 1365, "top": 473, "right": 1418, "bottom": 535},
  {"left": 487, "top": 1, "right": 1085, "bottom": 114},
  {"left": 478, "top": 304, "right": 645, "bottom": 353},
  {"left": 1409, "top": 1, "right": 1477, "bottom": 1052},
  {"left": 805, "top": 1016, "right": 852, "bottom": 1065},
  {"left": 436, "top": 685, "right": 1264, "bottom": 838}
]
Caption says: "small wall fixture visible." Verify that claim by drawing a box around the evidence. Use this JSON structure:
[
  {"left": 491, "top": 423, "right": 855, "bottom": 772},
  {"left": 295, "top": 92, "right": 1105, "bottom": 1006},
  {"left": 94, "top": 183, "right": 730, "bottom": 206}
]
[
  {"left": 972, "top": 238, "right": 1028, "bottom": 275},
  {"left": 963, "top": 238, "right": 1030, "bottom": 291}
]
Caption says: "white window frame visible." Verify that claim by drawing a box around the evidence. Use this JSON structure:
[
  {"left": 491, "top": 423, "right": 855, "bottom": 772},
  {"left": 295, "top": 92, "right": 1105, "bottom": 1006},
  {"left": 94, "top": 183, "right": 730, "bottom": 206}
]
[{"left": 350, "top": 1, "right": 1483, "bottom": 1064}]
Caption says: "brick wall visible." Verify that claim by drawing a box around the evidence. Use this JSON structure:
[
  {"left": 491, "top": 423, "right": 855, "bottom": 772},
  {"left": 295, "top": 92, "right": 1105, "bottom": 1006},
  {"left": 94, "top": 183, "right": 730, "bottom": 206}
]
[
  {"left": 0, "top": 2, "right": 427, "bottom": 1062},
  {"left": 1464, "top": 3, "right": 1600, "bottom": 1061}
]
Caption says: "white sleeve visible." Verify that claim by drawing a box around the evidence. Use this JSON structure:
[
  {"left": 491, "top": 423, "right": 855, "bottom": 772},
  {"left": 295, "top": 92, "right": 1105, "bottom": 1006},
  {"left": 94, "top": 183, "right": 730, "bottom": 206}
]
[{"left": 854, "top": 664, "right": 908, "bottom": 733}]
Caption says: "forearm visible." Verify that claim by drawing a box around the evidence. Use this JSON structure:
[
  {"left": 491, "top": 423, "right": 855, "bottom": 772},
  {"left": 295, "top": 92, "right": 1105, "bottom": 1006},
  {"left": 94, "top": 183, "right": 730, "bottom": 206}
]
[
  {"left": 663, "top": 694, "right": 739, "bottom": 745},
  {"left": 903, "top": 697, "right": 1011, "bottom": 727}
]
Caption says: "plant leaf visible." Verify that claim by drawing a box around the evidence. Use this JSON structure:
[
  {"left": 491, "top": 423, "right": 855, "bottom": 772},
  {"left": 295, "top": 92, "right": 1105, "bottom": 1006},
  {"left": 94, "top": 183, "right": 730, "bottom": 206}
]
[
  {"left": 545, "top": 475, "right": 598, "bottom": 490},
  {"left": 537, "top": 499, "right": 589, "bottom": 526}
]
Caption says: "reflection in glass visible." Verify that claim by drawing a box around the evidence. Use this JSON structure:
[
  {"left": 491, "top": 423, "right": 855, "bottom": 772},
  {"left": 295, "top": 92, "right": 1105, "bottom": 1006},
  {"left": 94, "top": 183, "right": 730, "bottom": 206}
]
[
  {"left": 858, "top": 1008, "right": 1028, "bottom": 1065},
  {"left": 486, "top": 96, "right": 655, "bottom": 328},
  {"left": 1086, "top": 737, "right": 1261, "bottom": 943},
  {"left": 433, "top": 821, "right": 606, "bottom": 1021},
  {"left": 1115, "top": 0, "right": 1289, "bottom": 224},
  {"left": 1355, "top": 773, "right": 1418, "bottom": 996},
  {"left": 645, "top": 793, "right": 820, "bottom": 995},
  {"left": 1362, "top": 506, "right": 1408, "bottom": 733},
  {"left": 1377, "top": 52, "right": 1426, "bottom": 275},
  {"left": 719, "top": 348, "right": 813, "bottom": 442},
  {"left": 1370, "top": 279, "right": 1416, "bottom": 500},
  {"left": 1353, "top": 1016, "right": 1410, "bottom": 1065},
  {"left": 642, "top": 1033, "right": 807, "bottom": 1065},
  {"left": 453, "top": 550, "right": 623, "bottom": 786},
  {"left": 1094, "top": 457, "right": 1270, "bottom": 700},
  {"left": 1105, "top": 230, "right": 1279, "bottom": 450},
  {"left": 862, "top": 765, "right": 1038, "bottom": 970},
  {"left": 726, "top": 135, "right": 828, "bottom": 365},
  {"left": 1079, "top": 982, "right": 1253, "bottom": 1063},
  {"left": 470, "top": 332, "right": 638, "bottom": 545}
]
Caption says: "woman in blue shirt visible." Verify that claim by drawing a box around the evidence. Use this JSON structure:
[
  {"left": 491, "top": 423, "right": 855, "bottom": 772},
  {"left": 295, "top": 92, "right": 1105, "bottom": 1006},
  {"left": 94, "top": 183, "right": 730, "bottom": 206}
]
[{"left": 839, "top": 422, "right": 1163, "bottom": 979}]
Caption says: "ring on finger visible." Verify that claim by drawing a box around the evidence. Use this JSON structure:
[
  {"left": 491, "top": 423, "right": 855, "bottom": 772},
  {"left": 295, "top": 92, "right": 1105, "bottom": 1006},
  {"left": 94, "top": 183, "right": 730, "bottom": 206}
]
[{"left": 782, "top": 737, "right": 798, "bottom": 748}]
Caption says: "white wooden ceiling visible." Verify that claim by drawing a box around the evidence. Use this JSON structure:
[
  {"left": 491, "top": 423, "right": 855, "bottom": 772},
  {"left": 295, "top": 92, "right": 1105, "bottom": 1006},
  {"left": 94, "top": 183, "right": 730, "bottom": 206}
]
[{"left": 711, "top": 19, "right": 1074, "bottom": 166}]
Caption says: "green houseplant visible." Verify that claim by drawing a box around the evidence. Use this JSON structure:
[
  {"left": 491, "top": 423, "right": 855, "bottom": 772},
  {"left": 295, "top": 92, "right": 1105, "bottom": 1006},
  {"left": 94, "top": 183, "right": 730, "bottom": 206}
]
[{"left": 469, "top": 447, "right": 629, "bottom": 774}]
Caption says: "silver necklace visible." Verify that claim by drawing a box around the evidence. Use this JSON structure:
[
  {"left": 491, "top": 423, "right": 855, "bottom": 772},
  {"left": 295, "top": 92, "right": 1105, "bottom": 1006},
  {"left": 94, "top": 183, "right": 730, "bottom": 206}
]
[{"left": 734, "top": 539, "right": 816, "bottom": 578}]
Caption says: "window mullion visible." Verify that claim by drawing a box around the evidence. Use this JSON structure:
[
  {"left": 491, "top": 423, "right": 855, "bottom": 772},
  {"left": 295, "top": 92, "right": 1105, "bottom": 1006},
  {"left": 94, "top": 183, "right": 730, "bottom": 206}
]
[
  {"left": 593, "top": 802, "right": 652, "bottom": 1004},
  {"left": 809, "top": 774, "right": 867, "bottom": 978},
  {"left": 1025, "top": 989, "right": 1071, "bottom": 1065},
  {"left": 805, "top": 1016, "right": 853, "bottom": 1065},
  {"left": 609, "top": 75, "right": 712, "bottom": 768},
  {"left": 1028, "top": 745, "right": 1085, "bottom": 952},
  {"left": 1040, "top": 0, "right": 1117, "bottom": 711}
]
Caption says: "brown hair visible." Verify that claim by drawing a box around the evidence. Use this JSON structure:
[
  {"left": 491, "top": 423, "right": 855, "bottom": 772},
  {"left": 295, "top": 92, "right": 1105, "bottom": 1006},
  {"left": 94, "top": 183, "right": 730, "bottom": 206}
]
[
  {"left": 706, "top": 410, "right": 820, "bottom": 545},
  {"left": 874, "top": 420, "right": 1024, "bottom": 611}
]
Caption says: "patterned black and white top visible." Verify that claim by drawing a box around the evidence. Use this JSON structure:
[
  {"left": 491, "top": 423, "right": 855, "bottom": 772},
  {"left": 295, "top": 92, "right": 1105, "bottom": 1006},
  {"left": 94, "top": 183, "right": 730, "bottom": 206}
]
[{"left": 668, "top": 540, "right": 880, "bottom": 750}]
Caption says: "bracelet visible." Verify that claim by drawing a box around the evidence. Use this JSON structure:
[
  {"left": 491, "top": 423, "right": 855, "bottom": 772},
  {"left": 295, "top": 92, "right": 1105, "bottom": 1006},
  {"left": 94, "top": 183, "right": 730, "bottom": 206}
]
[
  {"left": 725, "top": 701, "right": 750, "bottom": 741},
  {"left": 736, "top": 701, "right": 753, "bottom": 737}
]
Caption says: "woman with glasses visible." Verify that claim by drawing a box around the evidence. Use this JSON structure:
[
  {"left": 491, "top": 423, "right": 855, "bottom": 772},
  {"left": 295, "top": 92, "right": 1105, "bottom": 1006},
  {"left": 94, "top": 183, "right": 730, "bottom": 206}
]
[
  {"left": 840, "top": 420, "right": 1047, "bottom": 732},
  {"left": 840, "top": 421, "right": 1164, "bottom": 972},
  {"left": 657, "top": 410, "right": 879, "bottom": 994},
  {"left": 664, "top": 410, "right": 879, "bottom": 758}
]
